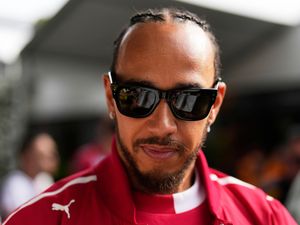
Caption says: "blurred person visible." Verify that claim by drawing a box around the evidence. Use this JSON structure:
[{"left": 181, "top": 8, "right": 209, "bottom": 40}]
[
  {"left": 259, "top": 146, "right": 288, "bottom": 201},
  {"left": 286, "top": 171, "right": 300, "bottom": 223},
  {"left": 3, "top": 8, "right": 297, "bottom": 225},
  {"left": 235, "top": 147, "right": 264, "bottom": 186},
  {"left": 70, "top": 118, "right": 113, "bottom": 172},
  {"left": 284, "top": 129, "right": 300, "bottom": 223},
  {"left": 285, "top": 129, "right": 300, "bottom": 183},
  {"left": 261, "top": 128, "right": 300, "bottom": 203},
  {"left": 0, "top": 132, "right": 59, "bottom": 218}
]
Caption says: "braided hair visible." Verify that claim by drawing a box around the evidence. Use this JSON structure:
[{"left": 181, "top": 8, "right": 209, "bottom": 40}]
[{"left": 110, "top": 8, "right": 221, "bottom": 79}]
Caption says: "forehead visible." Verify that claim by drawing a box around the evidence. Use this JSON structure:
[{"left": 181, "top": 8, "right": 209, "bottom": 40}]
[{"left": 115, "top": 21, "right": 215, "bottom": 88}]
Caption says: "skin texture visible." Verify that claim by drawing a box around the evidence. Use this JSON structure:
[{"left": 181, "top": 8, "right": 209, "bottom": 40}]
[{"left": 104, "top": 21, "right": 226, "bottom": 194}]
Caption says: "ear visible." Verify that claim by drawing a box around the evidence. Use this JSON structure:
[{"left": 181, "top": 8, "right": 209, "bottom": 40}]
[
  {"left": 207, "top": 82, "right": 226, "bottom": 125},
  {"left": 103, "top": 74, "right": 116, "bottom": 116}
]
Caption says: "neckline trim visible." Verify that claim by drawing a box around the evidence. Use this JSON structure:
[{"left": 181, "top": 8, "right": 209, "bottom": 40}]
[
  {"left": 173, "top": 170, "right": 206, "bottom": 213},
  {"left": 133, "top": 170, "right": 206, "bottom": 214}
]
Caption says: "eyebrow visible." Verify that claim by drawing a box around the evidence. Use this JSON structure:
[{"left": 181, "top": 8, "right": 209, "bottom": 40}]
[{"left": 118, "top": 78, "right": 205, "bottom": 90}]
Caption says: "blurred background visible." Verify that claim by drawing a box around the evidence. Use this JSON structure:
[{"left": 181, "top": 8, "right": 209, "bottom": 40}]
[{"left": 0, "top": 0, "right": 300, "bottom": 221}]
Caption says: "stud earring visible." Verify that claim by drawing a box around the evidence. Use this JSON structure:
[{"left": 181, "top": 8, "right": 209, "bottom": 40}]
[
  {"left": 207, "top": 125, "right": 211, "bottom": 133},
  {"left": 109, "top": 112, "right": 114, "bottom": 120}
]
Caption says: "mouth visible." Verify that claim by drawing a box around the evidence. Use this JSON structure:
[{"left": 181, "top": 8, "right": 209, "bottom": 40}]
[{"left": 140, "top": 145, "right": 178, "bottom": 160}]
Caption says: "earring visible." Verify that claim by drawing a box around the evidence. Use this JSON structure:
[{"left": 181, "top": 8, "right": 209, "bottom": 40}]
[
  {"left": 109, "top": 112, "right": 114, "bottom": 120},
  {"left": 207, "top": 125, "right": 211, "bottom": 133}
]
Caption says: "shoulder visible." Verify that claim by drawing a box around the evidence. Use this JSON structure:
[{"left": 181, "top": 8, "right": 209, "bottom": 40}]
[
  {"left": 0, "top": 170, "right": 34, "bottom": 201},
  {"left": 3, "top": 168, "right": 98, "bottom": 225},
  {"left": 209, "top": 169, "right": 273, "bottom": 212},
  {"left": 209, "top": 169, "right": 259, "bottom": 196},
  {"left": 2, "top": 170, "right": 30, "bottom": 185},
  {"left": 209, "top": 169, "right": 297, "bottom": 225},
  {"left": 46, "top": 168, "right": 98, "bottom": 193}
]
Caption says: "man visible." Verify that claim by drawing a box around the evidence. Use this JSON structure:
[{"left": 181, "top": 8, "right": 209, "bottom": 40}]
[{"left": 3, "top": 8, "right": 297, "bottom": 225}]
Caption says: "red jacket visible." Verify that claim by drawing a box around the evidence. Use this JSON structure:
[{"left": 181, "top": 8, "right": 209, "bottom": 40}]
[{"left": 3, "top": 140, "right": 297, "bottom": 225}]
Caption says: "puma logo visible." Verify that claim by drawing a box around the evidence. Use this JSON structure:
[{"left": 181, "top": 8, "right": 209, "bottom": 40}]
[{"left": 52, "top": 199, "right": 75, "bottom": 219}]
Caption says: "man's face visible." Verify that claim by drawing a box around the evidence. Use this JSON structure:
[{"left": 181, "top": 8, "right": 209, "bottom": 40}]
[{"left": 104, "top": 22, "right": 226, "bottom": 193}]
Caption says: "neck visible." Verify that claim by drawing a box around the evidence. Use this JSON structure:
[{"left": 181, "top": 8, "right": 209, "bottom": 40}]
[
  {"left": 21, "top": 166, "right": 37, "bottom": 179},
  {"left": 175, "top": 162, "right": 196, "bottom": 192}
]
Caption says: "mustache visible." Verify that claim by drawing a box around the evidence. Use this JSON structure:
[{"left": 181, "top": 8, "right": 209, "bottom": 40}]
[{"left": 133, "top": 136, "right": 188, "bottom": 152}]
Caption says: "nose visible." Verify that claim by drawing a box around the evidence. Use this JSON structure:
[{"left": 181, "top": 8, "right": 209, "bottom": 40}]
[{"left": 146, "top": 100, "right": 178, "bottom": 136}]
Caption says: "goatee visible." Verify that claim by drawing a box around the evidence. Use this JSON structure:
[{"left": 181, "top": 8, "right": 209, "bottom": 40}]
[{"left": 115, "top": 122, "right": 209, "bottom": 194}]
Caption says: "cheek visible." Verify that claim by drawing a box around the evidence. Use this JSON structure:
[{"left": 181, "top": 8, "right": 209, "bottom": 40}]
[
  {"left": 116, "top": 112, "right": 144, "bottom": 147},
  {"left": 178, "top": 121, "right": 207, "bottom": 148}
]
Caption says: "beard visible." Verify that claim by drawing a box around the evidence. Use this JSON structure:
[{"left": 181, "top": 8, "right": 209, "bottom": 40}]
[{"left": 115, "top": 120, "right": 209, "bottom": 194}]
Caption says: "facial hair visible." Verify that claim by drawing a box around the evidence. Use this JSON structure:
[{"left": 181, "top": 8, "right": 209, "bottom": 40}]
[{"left": 115, "top": 120, "right": 209, "bottom": 194}]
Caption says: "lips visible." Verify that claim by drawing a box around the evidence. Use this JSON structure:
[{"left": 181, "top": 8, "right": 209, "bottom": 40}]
[{"left": 141, "top": 145, "right": 177, "bottom": 160}]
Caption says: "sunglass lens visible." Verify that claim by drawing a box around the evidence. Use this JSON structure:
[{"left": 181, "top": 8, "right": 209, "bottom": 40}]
[
  {"left": 117, "top": 87, "right": 157, "bottom": 117},
  {"left": 172, "top": 91, "right": 215, "bottom": 120}
]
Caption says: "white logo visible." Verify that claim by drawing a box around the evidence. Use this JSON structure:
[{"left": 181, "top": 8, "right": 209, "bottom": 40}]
[{"left": 52, "top": 199, "right": 75, "bottom": 219}]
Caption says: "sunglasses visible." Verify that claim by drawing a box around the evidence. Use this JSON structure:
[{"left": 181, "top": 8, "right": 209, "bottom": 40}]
[{"left": 108, "top": 72, "right": 221, "bottom": 121}]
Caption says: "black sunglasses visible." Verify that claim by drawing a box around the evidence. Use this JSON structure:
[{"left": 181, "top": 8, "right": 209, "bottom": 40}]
[{"left": 108, "top": 72, "right": 221, "bottom": 121}]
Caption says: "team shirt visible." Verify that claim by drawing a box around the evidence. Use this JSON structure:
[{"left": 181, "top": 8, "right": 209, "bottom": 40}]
[{"left": 2, "top": 139, "right": 298, "bottom": 225}]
